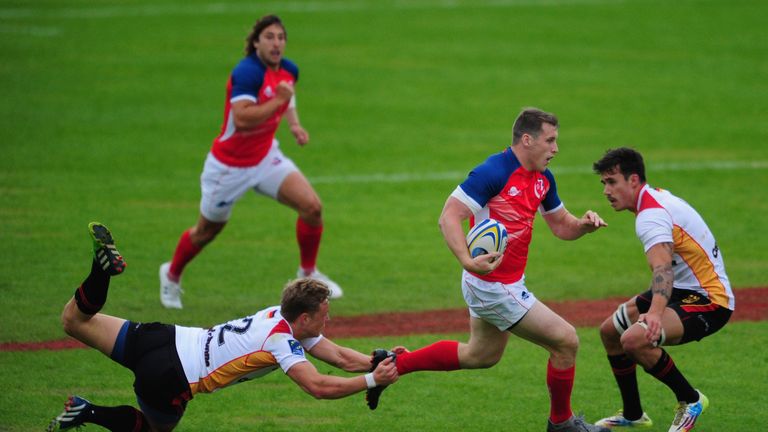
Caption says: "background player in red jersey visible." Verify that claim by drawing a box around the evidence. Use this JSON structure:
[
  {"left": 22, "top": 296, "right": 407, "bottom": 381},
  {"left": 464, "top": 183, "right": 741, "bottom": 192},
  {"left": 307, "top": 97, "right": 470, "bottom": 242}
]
[
  {"left": 377, "top": 108, "right": 609, "bottom": 432},
  {"left": 48, "top": 223, "right": 397, "bottom": 432},
  {"left": 160, "top": 15, "right": 342, "bottom": 309},
  {"left": 592, "top": 148, "right": 733, "bottom": 431}
]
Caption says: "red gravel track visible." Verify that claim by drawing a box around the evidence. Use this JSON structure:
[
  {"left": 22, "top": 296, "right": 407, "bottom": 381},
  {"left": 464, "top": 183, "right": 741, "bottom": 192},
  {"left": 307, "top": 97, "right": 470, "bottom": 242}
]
[{"left": 3, "top": 287, "right": 766, "bottom": 352}]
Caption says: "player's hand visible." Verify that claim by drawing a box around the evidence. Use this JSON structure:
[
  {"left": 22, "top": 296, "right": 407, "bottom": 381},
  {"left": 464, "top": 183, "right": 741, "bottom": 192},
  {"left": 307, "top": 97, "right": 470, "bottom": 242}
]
[
  {"left": 291, "top": 124, "right": 309, "bottom": 146},
  {"left": 390, "top": 346, "right": 410, "bottom": 355},
  {"left": 373, "top": 357, "right": 399, "bottom": 386},
  {"left": 637, "top": 312, "right": 663, "bottom": 346},
  {"left": 275, "top": 81, "right": 294, "bottom": 103},
  {"left": 465, "top": 252, "right": 503, "bottom": 275},
  {"left": 580, "top": 210, "right": 607, "bottom": 233}
]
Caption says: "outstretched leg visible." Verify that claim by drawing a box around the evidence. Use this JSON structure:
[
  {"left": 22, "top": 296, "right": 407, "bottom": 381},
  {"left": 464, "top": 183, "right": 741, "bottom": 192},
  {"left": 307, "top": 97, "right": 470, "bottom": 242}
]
[{"left": 52, "top": 223, "right": 159, "bottom": 432}]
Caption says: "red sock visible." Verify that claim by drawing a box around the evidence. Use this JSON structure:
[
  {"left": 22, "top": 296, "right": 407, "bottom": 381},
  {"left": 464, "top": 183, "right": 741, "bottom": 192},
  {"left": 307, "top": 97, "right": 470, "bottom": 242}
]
[
  {"left": 296, "top": 218, "right": 322, "bottom": 273},
  {"left": 169, "top": 229, "right": 202, "bottom": 280},
  {"left": 547, "top": 360, "right": 575, "bottom": 424},
  {"left": 396, "top": 341, "right": 460, "bottom": 375}
]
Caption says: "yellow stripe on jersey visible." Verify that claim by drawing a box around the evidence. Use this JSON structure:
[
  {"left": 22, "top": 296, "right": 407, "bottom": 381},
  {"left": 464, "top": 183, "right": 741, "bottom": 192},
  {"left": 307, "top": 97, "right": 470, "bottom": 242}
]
[
  {"left": 190, "top": 351, "right": 278, "bottom": 394},
  {"left": 672, "top": 226, "right": 729, "bottom": 308}
]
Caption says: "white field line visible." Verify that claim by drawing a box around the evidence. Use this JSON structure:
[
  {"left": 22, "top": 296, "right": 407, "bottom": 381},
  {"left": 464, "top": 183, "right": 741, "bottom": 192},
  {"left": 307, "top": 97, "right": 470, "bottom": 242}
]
[
  {"left": 0, "top": 0, "right": 629, "bottom": 20},
  {"left": 0, "top": 24, "right": 60, "bottom": 36},
  {"left": 309, "top": 160, "right": 768, "bottom": 185}
]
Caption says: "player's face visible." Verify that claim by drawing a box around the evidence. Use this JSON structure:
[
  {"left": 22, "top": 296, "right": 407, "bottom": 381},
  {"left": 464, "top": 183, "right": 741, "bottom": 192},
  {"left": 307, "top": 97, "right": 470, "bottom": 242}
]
[
  {"left": 304, "top": 301, "right": 330, "bottom": 337},
  {"left": 527, "top": 123, "right": 559, "bottom": 172},
  {"left": 600, "top": 168, "right": 637, "bottom": 212},
  {"left": 254, "top": 23, "right": 286, "bottom": 69}
]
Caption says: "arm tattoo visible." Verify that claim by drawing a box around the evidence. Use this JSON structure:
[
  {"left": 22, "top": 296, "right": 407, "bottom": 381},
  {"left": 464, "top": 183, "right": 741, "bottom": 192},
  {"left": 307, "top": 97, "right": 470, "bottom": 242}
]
[{"left": 651, "top": 243, "right": 675, "bottom": 301}]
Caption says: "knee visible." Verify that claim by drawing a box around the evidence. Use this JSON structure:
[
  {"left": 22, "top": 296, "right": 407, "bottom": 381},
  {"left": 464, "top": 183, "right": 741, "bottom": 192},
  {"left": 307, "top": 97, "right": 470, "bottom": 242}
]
[
  {"left": 619, "top": 330, "right": 648, "bottom": 355},
  {"left": 548, "top": 324, "right": 579, "bottom": 364},
  {"left": 61, "top": 302, "right": 80, "bottom": 338},
  {"left": 299, "top": 200, "right": 323, "bottom": 225}
]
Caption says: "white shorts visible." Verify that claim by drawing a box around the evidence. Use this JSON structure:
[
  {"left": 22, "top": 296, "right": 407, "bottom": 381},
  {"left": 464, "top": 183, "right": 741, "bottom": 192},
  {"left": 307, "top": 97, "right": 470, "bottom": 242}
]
[
  {"left": 199, "top": 141, "right": 299, "bottom": 222},
  {"left": 462, "top": 271, "right": 538, "bottom": 331}
]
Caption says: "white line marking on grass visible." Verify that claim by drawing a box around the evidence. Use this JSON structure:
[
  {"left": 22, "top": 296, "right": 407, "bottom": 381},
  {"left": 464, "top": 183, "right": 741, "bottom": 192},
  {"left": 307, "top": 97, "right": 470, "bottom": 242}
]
[
  {"left": 0, "top": 24, "right": 60, "bottom": 37},
  {"left": 0, "top": 0, "right": 628, "bottom": 20},
  {"left": 310, "top": 160, "right": 768, "bottom": 184}
]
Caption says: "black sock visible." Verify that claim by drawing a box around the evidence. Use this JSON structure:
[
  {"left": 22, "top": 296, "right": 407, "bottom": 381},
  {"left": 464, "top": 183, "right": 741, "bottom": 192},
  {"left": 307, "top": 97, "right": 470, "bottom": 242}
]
[
  {"left": 74, "top": 258, "right": 111, "bottom": 315},
  {"left": 608, "top": 354, "right": 644, "bottom": 420},
  {"left": 85, "top": 404, "right": 150, "bottom": 432},
  {"left": 644, "top": 349, "right": 698, "bottom": 403}
]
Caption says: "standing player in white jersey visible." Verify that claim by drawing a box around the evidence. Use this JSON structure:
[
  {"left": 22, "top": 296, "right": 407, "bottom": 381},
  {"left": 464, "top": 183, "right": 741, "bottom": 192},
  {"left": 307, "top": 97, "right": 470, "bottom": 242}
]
[
  {"left": 159, "top": 14, "right": 342, "bottom": 310},
  {"left": 48, "top": 223, "right": 397, "bottom": 432},
  {"left": 592, "top": 147, "right": 734, "bottom": 432}
]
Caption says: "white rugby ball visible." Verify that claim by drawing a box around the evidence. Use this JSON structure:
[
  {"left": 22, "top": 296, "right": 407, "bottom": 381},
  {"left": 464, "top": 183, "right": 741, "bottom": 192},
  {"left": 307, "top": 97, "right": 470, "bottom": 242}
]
[{"left": 466, "top": 218, "right": 508, "bottom": 258}]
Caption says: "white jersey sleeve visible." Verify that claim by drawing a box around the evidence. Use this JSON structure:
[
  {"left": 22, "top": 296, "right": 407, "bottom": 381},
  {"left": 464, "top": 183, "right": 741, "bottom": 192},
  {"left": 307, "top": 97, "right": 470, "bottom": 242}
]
[
  {"left": 636, "top": 207, "right": 674, "bottom": 252},
  {"left": 263, "top": 332, "right": 310, "bottom": 373}
]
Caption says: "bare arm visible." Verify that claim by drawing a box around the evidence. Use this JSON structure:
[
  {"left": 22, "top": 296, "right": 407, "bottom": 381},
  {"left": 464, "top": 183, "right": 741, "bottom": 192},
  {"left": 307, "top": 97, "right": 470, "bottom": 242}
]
[
  {"left": 307, "top": 338, "right": 371, "bottom": 373},
  {"left": 286, "top": 357, "right": 397, "bottom": 400},
  {"left": 438, "top": 197, "right": 502, "bottom": 275},
  {"left": 638, "top": 242, "right": 675, "bottom": 343},
  {"left": 541, "top": 207, "right": 607, "bottom": 240},
  {"left": 283, "top": 104, "right": 309, "bottom": 146},
  {"left": 231, "top": 81, "right": 294, "bottom": 130}
]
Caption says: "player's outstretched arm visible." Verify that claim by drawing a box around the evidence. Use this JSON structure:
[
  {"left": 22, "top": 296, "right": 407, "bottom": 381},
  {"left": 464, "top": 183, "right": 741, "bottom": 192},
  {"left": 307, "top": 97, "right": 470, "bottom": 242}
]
[
  {"left": 307, "top": 338, "right": 371, "bottom": 372},
  {"left": 287, "top": 357, "right": 398, "bottom": 400},
  {"left": 542, "top": 207, "right": 607, "bottom": 240}
]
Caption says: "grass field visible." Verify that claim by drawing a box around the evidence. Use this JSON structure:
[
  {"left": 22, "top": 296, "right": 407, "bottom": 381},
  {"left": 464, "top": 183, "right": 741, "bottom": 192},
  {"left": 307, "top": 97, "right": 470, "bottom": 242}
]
[{"left": 1, "top": 0, "right": 767, "bottom": 430}]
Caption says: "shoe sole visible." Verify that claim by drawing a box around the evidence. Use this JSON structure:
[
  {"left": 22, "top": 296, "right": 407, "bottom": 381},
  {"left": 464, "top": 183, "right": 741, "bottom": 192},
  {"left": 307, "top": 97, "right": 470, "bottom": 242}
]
[{"left": 89, "top": 222, "right": 126, "bottom": 276}]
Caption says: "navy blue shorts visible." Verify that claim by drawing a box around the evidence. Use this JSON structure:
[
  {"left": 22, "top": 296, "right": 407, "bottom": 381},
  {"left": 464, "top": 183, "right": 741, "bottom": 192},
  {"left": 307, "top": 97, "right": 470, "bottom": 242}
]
[{"left": 111, "top": 321, "right": 192, "bottom": 424}]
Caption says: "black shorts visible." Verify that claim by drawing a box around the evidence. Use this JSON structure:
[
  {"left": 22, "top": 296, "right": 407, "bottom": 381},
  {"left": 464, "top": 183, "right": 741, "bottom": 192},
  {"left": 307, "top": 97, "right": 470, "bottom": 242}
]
[
  {"left": 111, "top": 321, "right": 192, "bottom": 423},
  {"left": 635, "top": 289, "right": 732, "bottom": 344}
]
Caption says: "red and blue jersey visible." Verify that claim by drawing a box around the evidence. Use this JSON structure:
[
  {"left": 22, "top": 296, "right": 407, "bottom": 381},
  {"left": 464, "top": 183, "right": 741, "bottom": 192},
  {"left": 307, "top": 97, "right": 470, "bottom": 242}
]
[
  {"left": 211, "top": 54, "right": 299, "bottom": 167},
  {"left": 451, "top": 148, "right": 563, "bottom": 283}
]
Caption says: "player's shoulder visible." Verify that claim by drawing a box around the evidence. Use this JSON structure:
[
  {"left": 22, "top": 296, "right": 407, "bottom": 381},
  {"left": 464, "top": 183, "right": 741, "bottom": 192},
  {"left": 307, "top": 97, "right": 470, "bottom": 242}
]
[
  {"left": 279, "top": 57, "right": 299, "bottom": 79},
  {"left": 476, "top": 148, "right": 520, "bottom": 174},
  {"left": 233, "top": 54, "right": 267, "bottom": 77}
]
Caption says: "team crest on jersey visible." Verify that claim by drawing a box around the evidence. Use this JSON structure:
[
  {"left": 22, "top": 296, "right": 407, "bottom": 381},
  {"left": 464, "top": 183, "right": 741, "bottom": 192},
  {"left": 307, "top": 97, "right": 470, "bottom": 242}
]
[
  {"left": 534, "top": 178, "right": 546, "bottom": 199},
  {"left": 681, "top": 294, "right": 701, "bottom": 304},
  {"left": 288, "top": 339, "right": 304, "bottom": 356}
]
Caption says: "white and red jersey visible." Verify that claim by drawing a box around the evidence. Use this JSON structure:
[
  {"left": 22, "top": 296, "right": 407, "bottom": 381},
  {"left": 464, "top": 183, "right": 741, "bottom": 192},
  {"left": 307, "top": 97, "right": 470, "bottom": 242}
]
[
  {"left": 451, "top": 148, "right": 563, "bottom": 283},
  {"left": 174, "top": 306, "right": 322, "bottom": 395},
  {"left": 635, "top": 184, "right": 734, "bottom": 310},
  {"left": 211, "top": 54, "right": 299, "bottom": 167}
]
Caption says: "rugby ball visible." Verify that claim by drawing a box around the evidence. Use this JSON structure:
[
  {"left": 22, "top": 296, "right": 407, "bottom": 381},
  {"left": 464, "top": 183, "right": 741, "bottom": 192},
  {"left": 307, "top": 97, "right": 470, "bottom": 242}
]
[{"left": 466, "top": 218, "right": 508, "bottom": 258}]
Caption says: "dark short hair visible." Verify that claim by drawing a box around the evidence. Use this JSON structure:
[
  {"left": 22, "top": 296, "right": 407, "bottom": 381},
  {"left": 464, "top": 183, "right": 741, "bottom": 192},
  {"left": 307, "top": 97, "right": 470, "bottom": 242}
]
[
  {"left": 592, "top": 147, "right": 646, "bottom": 182},
  {"left": 280, "top": 278, "right": 330, "bottom": 322},
  {"left": 245, "top": 14, "right": 286, "bottom": 56},
  {"left": 512, "top": 107, "right": 558, "bottom": 145}
]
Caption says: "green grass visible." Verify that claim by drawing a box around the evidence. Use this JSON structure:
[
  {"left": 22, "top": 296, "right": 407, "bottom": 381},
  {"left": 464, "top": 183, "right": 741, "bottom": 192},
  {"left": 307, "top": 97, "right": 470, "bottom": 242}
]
[
  {"left": 1, "top": 0, "right": 767, "bottom": 430},
  {"left": 2, "top": 324, "right": 766, "bottom": 431}
]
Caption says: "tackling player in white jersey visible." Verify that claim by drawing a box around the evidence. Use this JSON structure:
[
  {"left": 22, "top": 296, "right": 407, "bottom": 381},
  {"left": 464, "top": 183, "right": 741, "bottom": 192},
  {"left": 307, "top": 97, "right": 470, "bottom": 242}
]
[
  {"left": 47, "top": 223, "right": 397, "bottom": 432},
  {"left": 592, "top": 147, "right": 733, "bottom": 432}
]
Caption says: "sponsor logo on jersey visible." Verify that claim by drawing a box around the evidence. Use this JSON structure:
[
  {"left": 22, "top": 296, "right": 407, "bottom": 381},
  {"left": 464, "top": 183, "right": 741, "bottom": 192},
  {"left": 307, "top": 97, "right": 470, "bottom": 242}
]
[
  {"left": 264, "top": 85, "right": 274, "bottom": 98},
  {"left": 288, "top": 339, "right": 304, "bottom": 356},
  {"left": 508, "top": 186, "right": 521, "bottom": 197}
]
